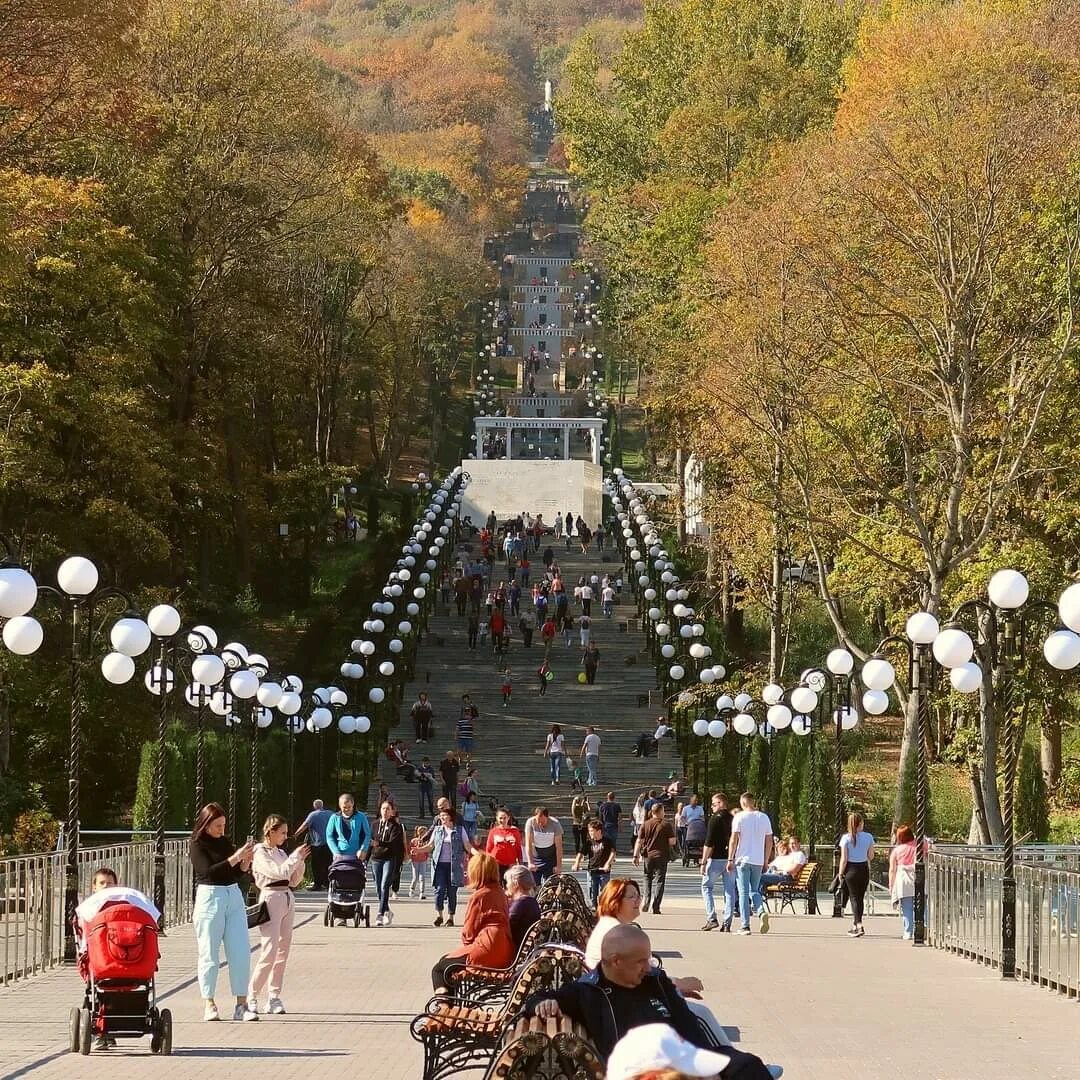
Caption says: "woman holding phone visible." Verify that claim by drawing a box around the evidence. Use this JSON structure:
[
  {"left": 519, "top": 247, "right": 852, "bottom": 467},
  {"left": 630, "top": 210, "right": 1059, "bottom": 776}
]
[
  {"left": 248, "top": 814, "right": 309, "bottom": 1015},
  {"left": 189, "top": 802, "right": 258, "bottom": 1022}
]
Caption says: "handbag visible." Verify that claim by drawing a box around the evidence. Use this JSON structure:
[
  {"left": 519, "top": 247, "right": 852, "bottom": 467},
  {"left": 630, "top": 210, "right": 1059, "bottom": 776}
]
[
  {"left": 247, "top": 900, "right": 270, "bottom": 929},
  {"left": 827, "top": 875, "right": 841, "bottom": 895}
]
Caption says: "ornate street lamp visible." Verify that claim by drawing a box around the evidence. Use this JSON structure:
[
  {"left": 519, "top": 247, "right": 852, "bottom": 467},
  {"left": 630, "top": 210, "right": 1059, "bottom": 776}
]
[
  {"left": 931, "top": 569, "right": 1059, "bottom": 978},
  {"left": 796, "top": 649, "right": 860, "bottom": 917},
  {"left": 859, "top": 611, "right": 940, "bottom": 945},
  {"left": 36, "top": 556, "right": 148, "bottom": 959}
]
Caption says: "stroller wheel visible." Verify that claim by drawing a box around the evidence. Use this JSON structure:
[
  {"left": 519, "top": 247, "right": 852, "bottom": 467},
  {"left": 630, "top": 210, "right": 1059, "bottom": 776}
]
[
  {"left": 78, "top": 1008, "right": 92, "bottom": 1055},
  {"left": 68, "top": 1007, "right": 81, "bottom": 1053},
  {"left": 353, "top": 911, "right": 361, "bottom": 928},
  {"left": 364, "top": 907, "right": 371, "bottom": 928},
  {"left": 323, "top": 907, "right": 331, "bottom": 927},
  {"left": 159, "top": 1008, "right": 173, "bottom": 1055}
]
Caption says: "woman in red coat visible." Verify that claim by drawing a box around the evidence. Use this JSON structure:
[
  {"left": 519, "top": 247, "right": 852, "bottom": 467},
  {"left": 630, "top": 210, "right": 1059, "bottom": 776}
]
[{"left": 431, "top": 853, "right": 514, "bottom": 992}]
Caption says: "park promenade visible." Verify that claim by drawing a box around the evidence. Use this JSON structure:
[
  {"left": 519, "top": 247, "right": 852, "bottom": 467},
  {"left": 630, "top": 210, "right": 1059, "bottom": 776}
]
[{"left": 0, "top": 868, "right": 1075, "bottom": 1080}]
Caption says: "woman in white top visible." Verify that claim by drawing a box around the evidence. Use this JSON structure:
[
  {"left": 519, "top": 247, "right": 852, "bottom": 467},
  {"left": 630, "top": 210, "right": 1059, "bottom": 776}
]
[
  {"left": 585, "top": 877, "right": 727, "bottom": 1044},
  {"left": 545, "top": 724, "right": 566, "bottom": 784},
  {"left": 248, "top": 814, "right": 310, "bottom": 1015}
]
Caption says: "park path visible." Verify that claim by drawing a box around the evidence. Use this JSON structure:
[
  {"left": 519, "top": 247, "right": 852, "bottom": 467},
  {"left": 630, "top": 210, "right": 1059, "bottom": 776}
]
[{"left": 1, "top": 870, "right": 1076, "bottom": 1080}]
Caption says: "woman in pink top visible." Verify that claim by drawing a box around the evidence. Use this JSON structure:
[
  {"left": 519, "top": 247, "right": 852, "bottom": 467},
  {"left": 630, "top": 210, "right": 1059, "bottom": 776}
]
[
  {"left": 888, "top": 824, "right": 922, "bottom": 940},
  {"left": 249, "top": 814, "right": 309, "bottom": 1015}
]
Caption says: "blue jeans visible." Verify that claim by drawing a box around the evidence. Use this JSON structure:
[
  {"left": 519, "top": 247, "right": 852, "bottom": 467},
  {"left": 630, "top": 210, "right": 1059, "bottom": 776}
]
[
  {"left": 701, "top": 858, "right": 736, "bottom": 926},
  {"left": 371, "top": 857, "right": 399, "bottom": 916},
  {"left": 549, "top": 753, "right": 562, "bottom": 781},
  {"left": 585, "top": 754, "right": 599, "bottom": 786},
  {"left": 533, "top": 846, "right": 558, "bottom": 889},
  {"left": 735, "top": 861, "right": 764, "bottom": 929},
  {"left": 899, "top": 895, "right": 914, "bottom": 937},
  {"left": 588, "top": 869, "right": 609, "bottom": 908},
  {"left": 432, "top": 861, "right": 458, "bottom": 916},
  {"left": 193, "top": 884, "right": 250, "bottom": 999},
  {"left": 759, "top": 872, "right": 793, "bottom": 891}
]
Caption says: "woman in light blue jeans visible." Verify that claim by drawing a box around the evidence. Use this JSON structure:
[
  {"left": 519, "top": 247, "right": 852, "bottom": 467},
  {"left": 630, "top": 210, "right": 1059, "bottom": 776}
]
[{"left": 189, "top": 802, "right": 257, "bottom": 1022}]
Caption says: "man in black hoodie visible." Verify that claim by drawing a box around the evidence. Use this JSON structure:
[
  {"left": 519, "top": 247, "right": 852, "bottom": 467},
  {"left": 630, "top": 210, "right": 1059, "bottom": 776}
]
[{"left": 525, "top": 925, "right": 777, "bottom": 1079}]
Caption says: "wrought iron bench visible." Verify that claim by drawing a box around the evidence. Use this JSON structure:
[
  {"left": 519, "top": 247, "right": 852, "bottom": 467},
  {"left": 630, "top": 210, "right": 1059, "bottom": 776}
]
[
  {"left": 410, "top": 947, "right": 585, "bottom": 1080},
  {"left": 448, "top": 915, "right": 589, "bottom": 1004},
  {"left": 483, "top": 1014, "right": 604, "bottom": 1080}
]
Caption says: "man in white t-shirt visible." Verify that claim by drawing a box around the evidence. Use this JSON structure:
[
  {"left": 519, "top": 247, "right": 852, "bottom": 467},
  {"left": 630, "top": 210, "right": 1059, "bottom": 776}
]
[
  {"left": 726, "top": 792, "right": 774, "bottom": 936},
  {"left": 580, "top": 582, "right": 594, "bottom": 616},
  {"left": 580, "top": 726, "right": 602, "bottom": 787},
  {"left": 601, "top": 584, "right": 616, "bottom": 618}
]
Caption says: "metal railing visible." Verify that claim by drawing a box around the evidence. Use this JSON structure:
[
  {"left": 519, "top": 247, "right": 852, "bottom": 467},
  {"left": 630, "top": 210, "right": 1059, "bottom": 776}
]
[
  {"left": 1, "top": 840, "right": 193, "bottom": 986},
  {"left": 927, "top": 845, "right": 1080, "bottom": 995}
]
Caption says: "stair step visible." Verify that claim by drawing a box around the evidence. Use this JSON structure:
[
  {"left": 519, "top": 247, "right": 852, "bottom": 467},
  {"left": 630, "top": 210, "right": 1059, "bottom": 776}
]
[{"left": 366, "top": 545, "right": 685, "bottom": 825}]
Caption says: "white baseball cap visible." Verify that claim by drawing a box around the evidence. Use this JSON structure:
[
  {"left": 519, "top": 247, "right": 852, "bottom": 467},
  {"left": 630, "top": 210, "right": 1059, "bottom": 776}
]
[{"left": 606, "top": 1024, "right": 731, "bottom": 1080}]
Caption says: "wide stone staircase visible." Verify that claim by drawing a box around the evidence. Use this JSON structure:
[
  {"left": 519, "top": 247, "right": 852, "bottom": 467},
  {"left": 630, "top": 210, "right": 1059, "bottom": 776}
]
[{"left": 367, "top": 538, "right": 684, "bottom": 846}]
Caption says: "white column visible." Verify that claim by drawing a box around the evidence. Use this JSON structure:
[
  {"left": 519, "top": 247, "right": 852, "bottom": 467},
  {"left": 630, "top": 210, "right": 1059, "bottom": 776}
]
[
  {"left": 592, "top": 425, "right": 601, "bottom": 465},
  {"left": 505, "top": 426, "right": 513, "bottom": 460}
]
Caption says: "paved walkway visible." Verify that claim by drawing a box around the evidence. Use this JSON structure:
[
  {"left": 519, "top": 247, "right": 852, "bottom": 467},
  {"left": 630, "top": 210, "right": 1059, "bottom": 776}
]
[{"left": 1, "top": 866, "right": 1075, "bottom": 1079}]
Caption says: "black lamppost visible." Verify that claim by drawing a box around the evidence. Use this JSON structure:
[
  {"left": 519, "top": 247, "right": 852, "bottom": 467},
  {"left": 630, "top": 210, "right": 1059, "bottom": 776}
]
[
  {"left": 930, "top": 570, "right": 1061, "bottom": 978},
  {"left": 36, "top": 556, "right": 148, "bottom": 960},
  {"left": 795, "top": 650, "right": 860, "bottom": 918},
  {"left": 859, "top": 612, "right": 942, "bottom": 945}
]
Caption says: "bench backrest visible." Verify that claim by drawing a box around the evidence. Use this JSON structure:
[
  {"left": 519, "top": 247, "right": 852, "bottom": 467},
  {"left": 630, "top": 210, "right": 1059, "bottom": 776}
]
[{"left": 502, "top": 948, "right": 587, "bottom": 1021}]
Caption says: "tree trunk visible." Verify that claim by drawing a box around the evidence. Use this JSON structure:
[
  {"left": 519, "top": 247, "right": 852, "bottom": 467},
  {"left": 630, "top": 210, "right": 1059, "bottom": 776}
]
[
  {"left": 222, "top": 413, "right": 252, "bottom": 588},
  {"left": 769, "top": 443, "right": 784, "bottom": 682},
  {"left": 675, "top": 446, "right": 686, "bottom": 547},
  {"left": 892, "top": 694, "right": 919, "bottom": 828},
  {"left": 1040, "top": 702, "right": 1062, "bottom": 790}
]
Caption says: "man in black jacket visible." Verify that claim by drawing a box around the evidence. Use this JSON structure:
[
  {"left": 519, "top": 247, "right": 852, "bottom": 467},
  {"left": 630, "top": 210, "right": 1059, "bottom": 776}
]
[
  {"left": 525, "top": 925, "right": 777, "bottom": 1079},
  {"left": 701, "top": 792, "right": 735, "bottom": 931}
]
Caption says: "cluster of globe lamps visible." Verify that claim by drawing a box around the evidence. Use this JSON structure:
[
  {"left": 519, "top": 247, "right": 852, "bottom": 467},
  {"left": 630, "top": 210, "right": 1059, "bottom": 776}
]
[{"left": 338, "top": 468, "right": 469, "bottom": 739}]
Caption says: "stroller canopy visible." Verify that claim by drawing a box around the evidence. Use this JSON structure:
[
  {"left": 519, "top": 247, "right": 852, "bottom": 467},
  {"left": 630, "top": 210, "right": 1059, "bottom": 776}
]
[{"left": 76, "top": 886, "right": 160, "bottom": 925}]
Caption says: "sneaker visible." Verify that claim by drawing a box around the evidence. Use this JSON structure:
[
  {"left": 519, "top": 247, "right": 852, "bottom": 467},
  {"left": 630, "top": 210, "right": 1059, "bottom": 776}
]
[
  {"left": 857, "top": 926, "right": 865, "bottom": 937},
  {"left": 847, "top": 927, "right": 861, "bottom": 937},
  {"left": 446, "top": 916, "right": 454, "bottom": 927},
  {"left": 902, "top": 932, "right": 913, "bottom": 941},
  {"left": 204, "top": 1002, "right": 220, "bottom": 1022},
  {"left": 268, "top": 998, "right": 286, "bottom": 1015},
  {"left": 384, "top": 911, "right": 394, "bottom": 926},
  {"left": 93, "top": 1035, "right": 111, "bottom": 1050},
  {"left": 767, "top": 1066, "right": 784, "bottom": 1078},
  {"left": 375, "top": 914, "right": 384, "bottom": 927},
  {"left": 701, "top": 920, "right": 719, "bottom": 932},
  {"left": 737, "top": 927, "right": 751, "bottom": 936},
  {"left": 433, "top": 914, "right": 443, "bottom": 927},
  {"left": 234, "top": 1003, "right": 259, "bottom": 1022},
  {"left": 759, "top": 910, "right": 770, "bottom": 935},
  {"left": 248, "top": 998, "right": 259, "bottom": 1015}
]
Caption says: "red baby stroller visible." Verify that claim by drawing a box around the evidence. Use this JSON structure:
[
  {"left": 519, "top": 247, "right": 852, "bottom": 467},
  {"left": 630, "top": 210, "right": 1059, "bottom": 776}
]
[{"left": 70, "top": 889, "right": 172, "bottom": 1055}]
